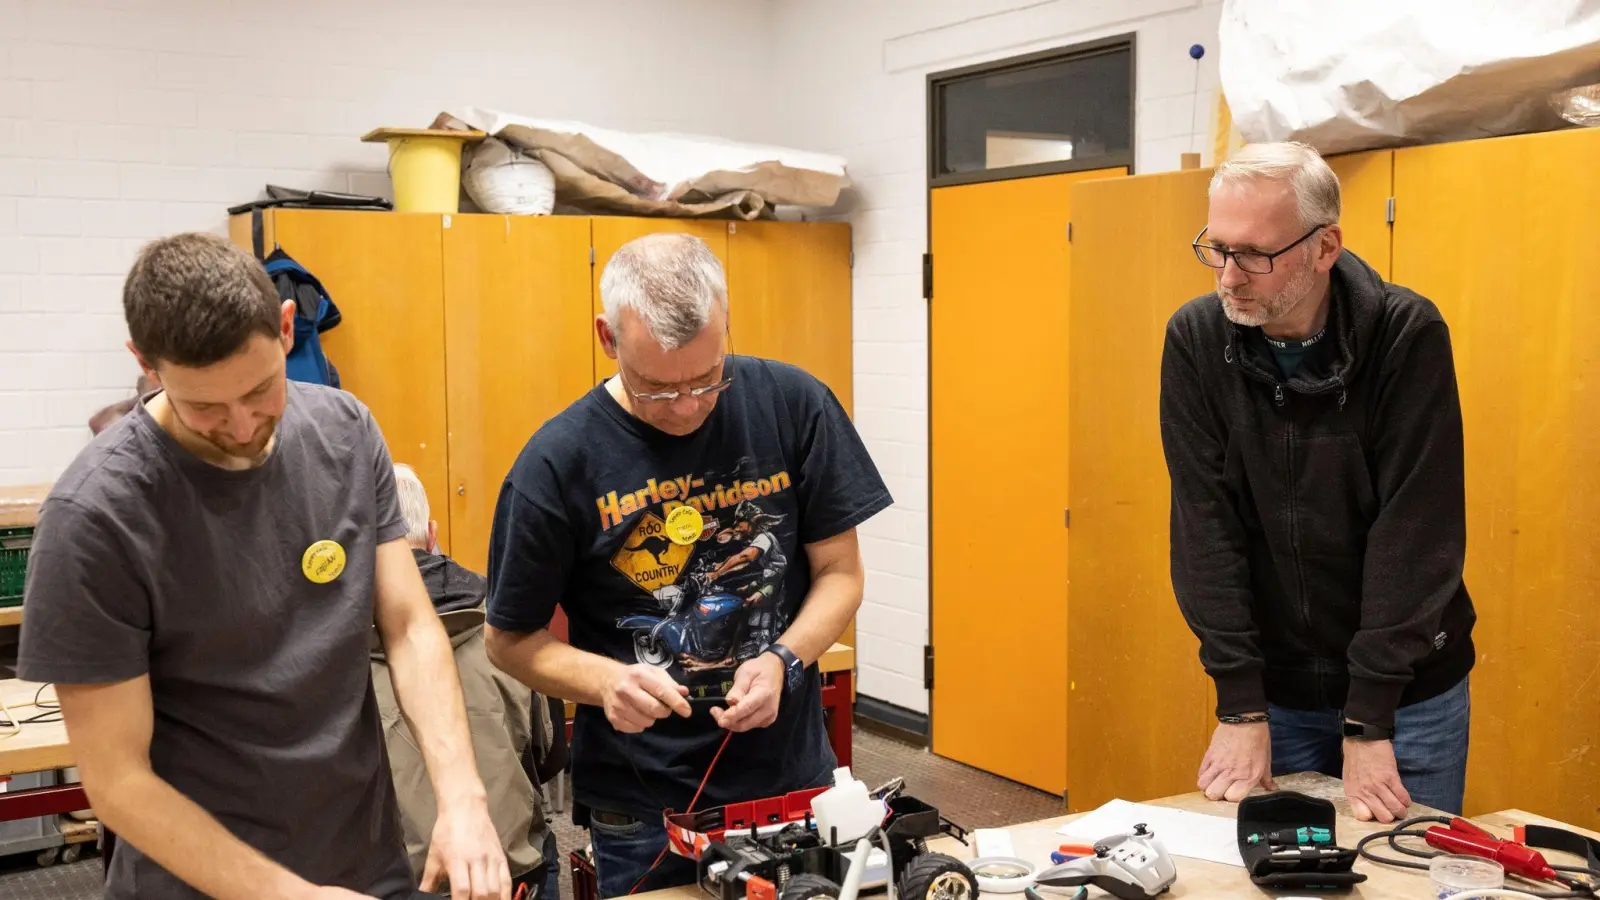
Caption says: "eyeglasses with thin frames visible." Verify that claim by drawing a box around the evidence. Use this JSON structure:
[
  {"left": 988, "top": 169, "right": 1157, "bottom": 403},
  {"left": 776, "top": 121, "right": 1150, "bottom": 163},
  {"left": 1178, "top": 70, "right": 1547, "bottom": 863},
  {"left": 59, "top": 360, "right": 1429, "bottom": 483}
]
[
  {"left": 1192, "top": 224, "right": 1326, "bottom": 275},
  {"left": 617, "top": 332, "right": 735, "bottom": 403}
]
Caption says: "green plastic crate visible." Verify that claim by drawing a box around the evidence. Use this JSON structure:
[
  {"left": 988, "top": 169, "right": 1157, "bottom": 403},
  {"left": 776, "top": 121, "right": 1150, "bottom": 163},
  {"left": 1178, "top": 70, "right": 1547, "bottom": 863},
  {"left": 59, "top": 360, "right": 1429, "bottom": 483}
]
[{"left": 0, "top": 525, "right": 32, "bottom": 607}]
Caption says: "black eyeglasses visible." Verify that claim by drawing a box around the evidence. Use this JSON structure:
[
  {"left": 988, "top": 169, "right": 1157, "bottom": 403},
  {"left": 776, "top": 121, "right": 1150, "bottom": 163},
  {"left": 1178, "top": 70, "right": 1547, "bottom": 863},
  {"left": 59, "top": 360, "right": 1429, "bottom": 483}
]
[{"left": 1193, "top": 225, "right": 1325, "bottom": 275}]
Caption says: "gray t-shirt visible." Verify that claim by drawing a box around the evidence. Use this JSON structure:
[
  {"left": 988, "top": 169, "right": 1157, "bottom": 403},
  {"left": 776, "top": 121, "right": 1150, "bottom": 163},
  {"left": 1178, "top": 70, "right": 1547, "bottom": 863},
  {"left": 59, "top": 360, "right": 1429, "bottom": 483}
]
[{"left": 18, "top": 381, "right": 414, "bottom": 900}]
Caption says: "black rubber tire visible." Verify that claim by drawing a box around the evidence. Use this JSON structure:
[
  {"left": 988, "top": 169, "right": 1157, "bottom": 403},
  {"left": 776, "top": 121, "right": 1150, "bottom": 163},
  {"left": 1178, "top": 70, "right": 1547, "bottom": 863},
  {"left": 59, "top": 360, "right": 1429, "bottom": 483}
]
[
  {"left": 780, "top": 873, "right": 842, "bottom": 900},
  {"left": 898, "top": 853, "right": 977, "bottom": 900}
]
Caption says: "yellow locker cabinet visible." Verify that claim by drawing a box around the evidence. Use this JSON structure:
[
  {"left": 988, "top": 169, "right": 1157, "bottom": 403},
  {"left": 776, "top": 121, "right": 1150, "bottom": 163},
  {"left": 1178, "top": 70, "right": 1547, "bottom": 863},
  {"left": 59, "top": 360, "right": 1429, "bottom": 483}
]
[{"left": 229, "top": 210, "right": 854, "bottom": 591}]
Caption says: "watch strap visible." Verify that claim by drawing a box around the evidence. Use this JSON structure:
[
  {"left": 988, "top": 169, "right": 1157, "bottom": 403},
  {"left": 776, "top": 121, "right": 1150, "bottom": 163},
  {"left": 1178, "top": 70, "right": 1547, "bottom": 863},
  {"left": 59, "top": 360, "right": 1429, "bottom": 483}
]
[
  {"left": 765, "top": 643, "right": 805, "bottom": 693},
  {"left": 1342, "top": 720, "right": 1395, "bottom": 741}
]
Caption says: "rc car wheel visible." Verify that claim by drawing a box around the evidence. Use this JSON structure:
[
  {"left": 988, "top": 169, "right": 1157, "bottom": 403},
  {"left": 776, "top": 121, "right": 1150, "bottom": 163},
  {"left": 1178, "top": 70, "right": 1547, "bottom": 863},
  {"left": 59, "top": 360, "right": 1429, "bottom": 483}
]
[
  {"left": 780, "top": 873, "right": 841, "bottom": 900},
  {"left": 898, "top": 853, "right": 976, "bottom": 900}
]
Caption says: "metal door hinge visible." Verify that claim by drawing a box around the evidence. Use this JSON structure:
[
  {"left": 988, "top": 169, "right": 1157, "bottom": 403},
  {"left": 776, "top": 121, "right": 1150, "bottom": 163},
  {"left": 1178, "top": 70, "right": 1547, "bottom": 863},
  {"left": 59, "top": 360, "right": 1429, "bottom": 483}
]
[
  {"left": 922, "top": 253, "right": 933, "bottom": 300},
  {"left": 923, "top": 645, "right": 934, "bottom": 690},
  {"left": 1386, "top": 197, "right": 1396, "bottom": 224},
  {"left": 1064, "top": 509, "right": 1071, "bottom": 528},
  {"left": 589, "top": 247, "right": 596, "bottom": 265},
  {"left": 849, "top": 249, "right": 855, "bottom": 269},
  {"left": 1067, "top": 222, "right": 1073, "bottom": 242},
  {"left": 729, "top": 222, "right": 738, "bottom": 234}
]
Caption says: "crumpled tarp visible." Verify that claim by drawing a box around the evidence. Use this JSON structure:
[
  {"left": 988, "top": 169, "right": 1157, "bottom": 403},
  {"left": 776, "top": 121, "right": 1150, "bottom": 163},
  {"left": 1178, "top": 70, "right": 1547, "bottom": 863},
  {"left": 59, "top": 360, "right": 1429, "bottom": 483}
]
[
  {"left": 1220, "top": 0, "right": 1600, "bottom": 154},
  {"left": 434, "top": 108, "right": 849, "bottom": 220}
]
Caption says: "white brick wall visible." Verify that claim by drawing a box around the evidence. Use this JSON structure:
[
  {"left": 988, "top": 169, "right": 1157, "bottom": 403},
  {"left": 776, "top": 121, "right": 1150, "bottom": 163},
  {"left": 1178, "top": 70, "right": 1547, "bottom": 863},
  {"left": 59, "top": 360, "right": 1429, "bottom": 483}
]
[
  {"left": 0, "top": 0, "right": 774, "bottom": 483},
  {"left": 769, "top": 0, "right": 1224, "bottom": 714}
]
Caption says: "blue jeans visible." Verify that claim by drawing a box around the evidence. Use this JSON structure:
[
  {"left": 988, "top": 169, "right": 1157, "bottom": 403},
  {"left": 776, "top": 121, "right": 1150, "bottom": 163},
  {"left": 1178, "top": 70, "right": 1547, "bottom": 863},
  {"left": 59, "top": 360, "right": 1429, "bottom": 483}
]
[
  {"left": 589, "top": 812, "right": 699, "bottom": 899},
  {"left": 1269, "top": 676, "right": 1470, "bottom": 814}
]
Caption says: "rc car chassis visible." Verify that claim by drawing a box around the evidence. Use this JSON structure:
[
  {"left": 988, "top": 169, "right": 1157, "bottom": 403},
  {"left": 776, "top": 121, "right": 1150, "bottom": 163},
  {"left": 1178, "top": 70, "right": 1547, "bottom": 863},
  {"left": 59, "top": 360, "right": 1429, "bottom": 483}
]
[{"left": 664, "top": 779, "right": 979, "bottom": 900}]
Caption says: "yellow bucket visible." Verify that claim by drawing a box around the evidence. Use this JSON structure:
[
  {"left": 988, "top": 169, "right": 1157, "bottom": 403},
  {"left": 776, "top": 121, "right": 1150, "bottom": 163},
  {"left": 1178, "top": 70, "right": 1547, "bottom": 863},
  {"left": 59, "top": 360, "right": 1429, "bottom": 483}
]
[{"left": 362, "top": 128, "right": 485, "bottom": 214}]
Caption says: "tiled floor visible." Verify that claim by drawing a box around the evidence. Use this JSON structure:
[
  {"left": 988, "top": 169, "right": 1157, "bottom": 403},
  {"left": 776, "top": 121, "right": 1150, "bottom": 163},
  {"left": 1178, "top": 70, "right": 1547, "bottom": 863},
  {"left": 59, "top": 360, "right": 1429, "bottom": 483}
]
[{"left": 0, "top": 727, "right": 1061, "bottom": 900}]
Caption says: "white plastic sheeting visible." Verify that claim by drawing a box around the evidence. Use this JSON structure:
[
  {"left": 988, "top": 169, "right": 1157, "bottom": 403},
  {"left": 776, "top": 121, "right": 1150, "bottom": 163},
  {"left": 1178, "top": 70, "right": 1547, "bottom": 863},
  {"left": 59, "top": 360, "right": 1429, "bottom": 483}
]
[
  {"left": 1220, "top": 0, "right": 1600, "bottom": 154},
  {"left": 439, "top": 108, "right": 849, "bottom": 220}
]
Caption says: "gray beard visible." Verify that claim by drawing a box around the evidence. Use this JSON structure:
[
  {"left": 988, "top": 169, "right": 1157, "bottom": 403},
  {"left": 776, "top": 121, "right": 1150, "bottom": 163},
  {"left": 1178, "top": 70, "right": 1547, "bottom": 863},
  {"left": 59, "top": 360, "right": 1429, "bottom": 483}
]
[{"left": 1220, "top": 261, "right": 1317, "bottom": 329}]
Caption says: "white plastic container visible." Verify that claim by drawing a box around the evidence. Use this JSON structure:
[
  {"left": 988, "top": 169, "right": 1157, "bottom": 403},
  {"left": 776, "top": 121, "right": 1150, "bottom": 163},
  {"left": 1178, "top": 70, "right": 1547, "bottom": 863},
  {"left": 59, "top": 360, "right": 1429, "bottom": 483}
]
[{"left": 811, "top": 767, "right": 885, "bottom": 845}]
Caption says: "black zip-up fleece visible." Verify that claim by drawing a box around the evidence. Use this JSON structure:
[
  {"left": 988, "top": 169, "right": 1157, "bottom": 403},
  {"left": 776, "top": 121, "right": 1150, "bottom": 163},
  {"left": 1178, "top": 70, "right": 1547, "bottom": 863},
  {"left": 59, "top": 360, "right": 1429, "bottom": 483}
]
[{"left": 1160, "top": 249, "right": 1476, "bottom": 730}]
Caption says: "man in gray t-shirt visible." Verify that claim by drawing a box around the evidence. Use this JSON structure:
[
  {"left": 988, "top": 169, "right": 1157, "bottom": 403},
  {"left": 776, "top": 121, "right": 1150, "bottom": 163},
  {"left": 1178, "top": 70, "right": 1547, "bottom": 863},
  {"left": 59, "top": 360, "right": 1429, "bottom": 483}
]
[{"left": 19, "top": 233, "right": 509, "bottom": 900}]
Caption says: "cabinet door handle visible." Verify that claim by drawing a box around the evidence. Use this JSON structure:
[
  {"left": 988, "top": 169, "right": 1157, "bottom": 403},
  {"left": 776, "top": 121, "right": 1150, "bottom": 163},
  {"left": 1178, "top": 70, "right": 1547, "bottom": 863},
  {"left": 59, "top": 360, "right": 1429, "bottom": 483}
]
[{"left": 457, "top": 483, "right": 466, "bottom": 496}]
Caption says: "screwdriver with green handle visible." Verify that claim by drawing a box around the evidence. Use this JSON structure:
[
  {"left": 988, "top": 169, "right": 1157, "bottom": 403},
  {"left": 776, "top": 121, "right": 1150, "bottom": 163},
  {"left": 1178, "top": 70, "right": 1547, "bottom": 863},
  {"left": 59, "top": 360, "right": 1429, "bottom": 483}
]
[{"left": 1245, "top": 826, "right": 1332, "bottom": 846}]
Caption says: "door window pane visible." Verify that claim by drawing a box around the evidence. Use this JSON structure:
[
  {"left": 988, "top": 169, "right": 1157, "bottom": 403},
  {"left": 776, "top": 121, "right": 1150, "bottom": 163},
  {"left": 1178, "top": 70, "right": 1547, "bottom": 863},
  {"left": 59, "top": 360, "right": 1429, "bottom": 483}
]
[{"left": 936, "top": 46, "right": 1132, "bottom": 177}]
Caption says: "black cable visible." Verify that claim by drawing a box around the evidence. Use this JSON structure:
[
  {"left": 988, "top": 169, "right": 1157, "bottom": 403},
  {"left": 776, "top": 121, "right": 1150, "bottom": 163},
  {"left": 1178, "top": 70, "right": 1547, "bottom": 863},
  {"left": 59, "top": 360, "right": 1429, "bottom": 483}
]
[
  {"left": 1356, "top": 817, "right": 1598, "bottom": 899},
  {"left": 1356, "top": 816, "right": 1448, "bottom": 871}
]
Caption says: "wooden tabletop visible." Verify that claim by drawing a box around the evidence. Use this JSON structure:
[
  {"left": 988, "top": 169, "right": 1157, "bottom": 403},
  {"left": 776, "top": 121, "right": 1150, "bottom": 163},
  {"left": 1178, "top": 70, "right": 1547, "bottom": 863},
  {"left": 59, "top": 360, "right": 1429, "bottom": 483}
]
[
  {"left": 636, "top": 772, "right": 1600, "bottom": 899},
  {"left": 0, "top": 482, "right": 48, "bottom": 527},
  {"left": 0, "top": 679, "right": 69, "bottom": 777}
]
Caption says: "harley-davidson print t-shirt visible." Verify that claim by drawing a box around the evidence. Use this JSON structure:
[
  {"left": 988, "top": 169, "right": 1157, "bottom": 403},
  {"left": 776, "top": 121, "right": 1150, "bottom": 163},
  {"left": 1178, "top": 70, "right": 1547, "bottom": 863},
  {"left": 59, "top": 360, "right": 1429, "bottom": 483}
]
[{"left": 485, "top": 355, "right": 892, "bottom": 822}]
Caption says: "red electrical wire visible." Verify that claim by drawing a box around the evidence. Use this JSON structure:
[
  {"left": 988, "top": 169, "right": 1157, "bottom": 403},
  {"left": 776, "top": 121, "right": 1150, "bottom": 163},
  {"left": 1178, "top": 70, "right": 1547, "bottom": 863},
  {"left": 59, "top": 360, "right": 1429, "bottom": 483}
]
[{"left": 627, "top": 730, "right": 735, "bottom": 896}]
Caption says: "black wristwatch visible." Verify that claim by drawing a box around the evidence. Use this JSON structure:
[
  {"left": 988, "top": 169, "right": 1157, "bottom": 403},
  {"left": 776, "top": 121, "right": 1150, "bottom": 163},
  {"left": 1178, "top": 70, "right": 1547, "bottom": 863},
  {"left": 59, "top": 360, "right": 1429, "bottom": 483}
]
[
  {"left": 1343, "top": 720, "right": 1395, "bottom": 741},
  {"left": 764, "top": 643, "right": 805, "bottom": 694}
]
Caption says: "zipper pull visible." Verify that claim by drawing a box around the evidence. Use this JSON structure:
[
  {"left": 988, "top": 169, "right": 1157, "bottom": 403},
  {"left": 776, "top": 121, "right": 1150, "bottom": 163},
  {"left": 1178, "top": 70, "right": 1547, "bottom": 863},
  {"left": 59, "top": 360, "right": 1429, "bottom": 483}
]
[{"left": 1274, "top": 384, "right": 1285, "bottom": 407}]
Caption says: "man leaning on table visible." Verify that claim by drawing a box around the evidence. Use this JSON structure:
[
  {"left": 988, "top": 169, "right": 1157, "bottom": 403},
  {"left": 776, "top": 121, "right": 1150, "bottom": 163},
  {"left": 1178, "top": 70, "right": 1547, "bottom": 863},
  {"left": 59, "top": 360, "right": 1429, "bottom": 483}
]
[{"left": 1159, "top": 143, "right": 1476, "bottom": 822}]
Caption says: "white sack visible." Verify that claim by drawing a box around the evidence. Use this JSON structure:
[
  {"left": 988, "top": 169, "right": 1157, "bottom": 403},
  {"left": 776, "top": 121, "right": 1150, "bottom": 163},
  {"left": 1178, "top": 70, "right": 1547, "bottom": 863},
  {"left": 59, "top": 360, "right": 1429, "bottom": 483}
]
[
  {"left": 1220, "top": 0, "right": 1600, "bottom": 154},
  {"left": 462, "top": 137, "right": 556, "bottom": 216}
]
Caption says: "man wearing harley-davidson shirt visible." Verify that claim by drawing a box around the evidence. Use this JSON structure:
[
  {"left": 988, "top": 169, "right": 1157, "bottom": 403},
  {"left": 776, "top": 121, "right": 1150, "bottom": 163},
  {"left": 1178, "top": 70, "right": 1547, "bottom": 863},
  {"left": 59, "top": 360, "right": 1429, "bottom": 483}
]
[{"left": 483, "top": 233, "right": 892, "bottom": 899}]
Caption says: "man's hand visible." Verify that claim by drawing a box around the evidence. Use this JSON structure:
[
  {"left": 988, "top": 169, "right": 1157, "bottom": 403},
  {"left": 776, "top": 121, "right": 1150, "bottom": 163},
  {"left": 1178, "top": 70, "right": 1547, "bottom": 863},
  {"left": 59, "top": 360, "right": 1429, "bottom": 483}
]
[
  {"left": 1197, "top": 721, "right": 1276, "bottom": 802},
  {"left": 1343, "top": 738, "right": 1411, "bottom": 823},
  {"left": 602, "top": 663, "right": 692, "bottom": 733},
  {"left": 711, "top": 653, "right": 783, "bottom": 732},
  {"left": 420, "top": 801, "right": 511, "bottom": 900}
]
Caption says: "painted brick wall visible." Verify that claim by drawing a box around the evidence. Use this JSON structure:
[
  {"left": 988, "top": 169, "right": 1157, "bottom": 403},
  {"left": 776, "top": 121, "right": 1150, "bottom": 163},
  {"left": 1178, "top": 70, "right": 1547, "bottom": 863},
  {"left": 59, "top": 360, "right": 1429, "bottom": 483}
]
[
  {"left": 0, "top": 0, "right": 774, "bottom": 484},
  {"left": 769, "top": 0, "right": 1225, "bottom": 714}
]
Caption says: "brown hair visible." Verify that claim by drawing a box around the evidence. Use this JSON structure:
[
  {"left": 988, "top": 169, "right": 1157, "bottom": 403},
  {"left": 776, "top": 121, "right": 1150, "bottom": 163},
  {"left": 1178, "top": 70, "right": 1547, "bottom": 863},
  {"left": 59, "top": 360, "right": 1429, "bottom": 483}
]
[{"left": 123, "top": 232, "right": 282, "bottom": 368}]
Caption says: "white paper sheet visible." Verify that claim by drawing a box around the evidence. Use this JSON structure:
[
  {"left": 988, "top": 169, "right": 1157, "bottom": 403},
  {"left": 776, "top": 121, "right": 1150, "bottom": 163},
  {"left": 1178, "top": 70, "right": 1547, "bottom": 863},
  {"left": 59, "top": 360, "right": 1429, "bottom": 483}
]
[{"left": 1056, "top": 799, "right": 1244, "bottom": 868}]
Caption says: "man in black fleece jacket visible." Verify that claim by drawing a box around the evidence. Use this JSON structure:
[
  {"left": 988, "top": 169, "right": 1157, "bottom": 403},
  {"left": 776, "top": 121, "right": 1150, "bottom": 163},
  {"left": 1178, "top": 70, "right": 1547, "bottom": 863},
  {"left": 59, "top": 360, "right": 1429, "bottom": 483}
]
[{"left": 1160, "top": 143, "right": 1476, "bottom": 822}]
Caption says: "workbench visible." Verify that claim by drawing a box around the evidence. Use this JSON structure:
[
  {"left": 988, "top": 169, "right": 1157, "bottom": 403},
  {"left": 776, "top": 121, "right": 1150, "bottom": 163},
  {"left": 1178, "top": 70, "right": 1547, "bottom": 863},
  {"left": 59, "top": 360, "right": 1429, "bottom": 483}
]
[
  {"left": 634, "top": 772, "right": 1600, "bottom": 900},
  {"left": 0, "top": 679, "right": 92, "bottom": 867}
]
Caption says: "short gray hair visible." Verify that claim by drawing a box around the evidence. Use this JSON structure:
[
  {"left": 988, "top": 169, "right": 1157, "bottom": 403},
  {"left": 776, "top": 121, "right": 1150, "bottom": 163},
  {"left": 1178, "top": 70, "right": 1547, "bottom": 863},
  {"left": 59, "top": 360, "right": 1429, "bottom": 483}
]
[
  {"left": 599, "top": 233, "right": 727, "bottom": 349},
  {"left": 1210, "top": 142, "right": 1341, "bottom": 229},
  {"left": 393, "top": 463, "right": 430, "bottom": 546}
]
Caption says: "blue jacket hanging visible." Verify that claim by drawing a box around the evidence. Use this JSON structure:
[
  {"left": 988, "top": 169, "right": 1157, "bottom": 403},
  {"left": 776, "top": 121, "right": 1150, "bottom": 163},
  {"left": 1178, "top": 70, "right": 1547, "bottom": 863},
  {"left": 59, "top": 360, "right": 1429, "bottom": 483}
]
[{"left": 263, "top": 249, "right": 342, "bottom": 388}]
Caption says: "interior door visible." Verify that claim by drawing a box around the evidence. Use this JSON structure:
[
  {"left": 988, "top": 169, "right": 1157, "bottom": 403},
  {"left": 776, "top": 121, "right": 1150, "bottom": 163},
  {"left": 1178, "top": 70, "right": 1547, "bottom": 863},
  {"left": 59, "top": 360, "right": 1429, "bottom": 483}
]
[
  {"left": 1065, "top": 152, "right": 1395, "bottom": 811},
  {"left": 590, "top": 218, "right": 730, "bottom": 381},
  {"left": 441, "top": 214, "right": 594, "bottom": 574},
  {"left": 265, "top": 210, "right": 453, "bottom": 552},
  {"left": 929, "top": 167, "right": 1123, "bottom": 795},
  {"left": 1391, "top": 127, "right": 1600, "bottom": 828}
]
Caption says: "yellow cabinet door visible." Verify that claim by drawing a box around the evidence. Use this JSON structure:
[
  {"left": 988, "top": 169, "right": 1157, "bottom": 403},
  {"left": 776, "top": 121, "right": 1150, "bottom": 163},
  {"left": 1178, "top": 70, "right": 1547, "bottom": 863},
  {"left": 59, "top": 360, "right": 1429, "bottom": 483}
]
[
  {"left": 1391, "top": 127, "right": 1600, "bottom": 828},
  {"left": 242, "top": 210, "right": 453, "bottom": 553},
  {"left": 1066, "top": 169, "right": 1219, "bottom": 812},
  {"left": 725, "top": 221, "right": 854, "bottom": 415},
  {"left": 725, "top": 219, "right": 855, "bottom": 646},
  {"left": 441, "top": 214, "right": 595, "bottom": 574},
  {"left": 590, "top": 219, "right": 731, "bottom": 381},
  {"left": 929, "top": 167, "right": 1123, "bottom": 795}
]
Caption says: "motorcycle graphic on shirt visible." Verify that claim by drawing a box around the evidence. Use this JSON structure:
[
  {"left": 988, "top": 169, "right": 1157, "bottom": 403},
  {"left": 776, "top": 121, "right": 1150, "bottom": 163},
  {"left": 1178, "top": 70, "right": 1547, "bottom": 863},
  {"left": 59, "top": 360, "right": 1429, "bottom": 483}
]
[{"left": 612, "top": 494, "right": 791, "bottom": 675}]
